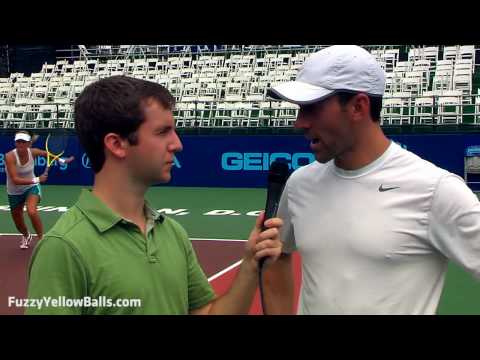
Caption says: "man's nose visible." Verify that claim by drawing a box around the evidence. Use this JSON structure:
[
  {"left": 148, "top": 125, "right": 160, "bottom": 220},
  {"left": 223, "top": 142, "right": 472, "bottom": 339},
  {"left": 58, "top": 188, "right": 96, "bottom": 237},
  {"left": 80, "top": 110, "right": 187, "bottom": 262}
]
[{"left": 294, "top": 113, "right": 310, "bottom": 129}]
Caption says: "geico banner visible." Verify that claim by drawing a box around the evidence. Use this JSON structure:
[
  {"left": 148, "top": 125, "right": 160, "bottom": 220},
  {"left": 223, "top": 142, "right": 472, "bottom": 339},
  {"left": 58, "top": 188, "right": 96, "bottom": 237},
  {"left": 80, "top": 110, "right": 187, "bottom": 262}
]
[{"left": 1, "top": 134, "right": 480, "bottom": 188}]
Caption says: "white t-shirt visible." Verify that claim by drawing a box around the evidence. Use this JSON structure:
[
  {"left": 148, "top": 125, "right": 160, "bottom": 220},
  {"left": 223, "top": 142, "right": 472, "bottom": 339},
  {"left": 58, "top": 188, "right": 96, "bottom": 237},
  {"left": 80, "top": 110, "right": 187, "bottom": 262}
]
[{"left": 278, "top": 141, "right": 480, "bottom": 315}]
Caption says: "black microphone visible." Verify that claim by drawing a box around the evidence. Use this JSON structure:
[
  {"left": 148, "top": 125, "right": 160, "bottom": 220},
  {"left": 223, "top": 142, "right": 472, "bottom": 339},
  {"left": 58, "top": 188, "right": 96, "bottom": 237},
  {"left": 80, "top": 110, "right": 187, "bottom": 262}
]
[
  {"left": 258, "top": 160, "right": 289, "bottom": 315},
  {"left": 259, "top": 160, "right": 289, "bottom": 269}
]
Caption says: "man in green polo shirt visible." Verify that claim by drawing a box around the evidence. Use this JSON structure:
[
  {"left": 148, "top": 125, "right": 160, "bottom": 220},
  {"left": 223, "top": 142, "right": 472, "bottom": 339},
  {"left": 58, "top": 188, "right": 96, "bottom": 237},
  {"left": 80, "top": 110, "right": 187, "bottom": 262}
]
[{"left": 26, "top": 76, "right": 283, "bottom": 315}]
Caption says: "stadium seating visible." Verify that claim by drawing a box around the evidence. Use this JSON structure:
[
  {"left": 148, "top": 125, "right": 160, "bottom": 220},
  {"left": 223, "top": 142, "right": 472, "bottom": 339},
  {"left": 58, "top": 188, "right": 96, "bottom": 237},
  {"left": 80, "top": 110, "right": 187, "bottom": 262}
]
[{"left": 0, "top": 45, "right": 478, "bottom": 128}]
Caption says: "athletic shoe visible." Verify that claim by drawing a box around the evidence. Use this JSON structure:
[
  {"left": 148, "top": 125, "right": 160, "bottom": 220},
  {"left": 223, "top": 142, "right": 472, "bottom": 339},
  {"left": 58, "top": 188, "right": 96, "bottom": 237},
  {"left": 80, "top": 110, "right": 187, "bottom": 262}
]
[
  {"left": 20, "top": 234, "right": 32, "bottom": 249},
  {"left": 26, "top": 233, "right": 33, "bottom": 247},
  {"left": 20, "top": 238, "right": 28, "bottom": 249}
]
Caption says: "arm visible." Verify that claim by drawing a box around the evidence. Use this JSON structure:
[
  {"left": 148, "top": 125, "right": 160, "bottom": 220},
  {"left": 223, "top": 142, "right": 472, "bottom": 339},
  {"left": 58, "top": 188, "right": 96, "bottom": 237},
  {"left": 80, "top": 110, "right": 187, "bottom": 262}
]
[
  {"left": 191, "top": 213, "right": 284, "bottom": 315},
  {"left": 26, "top": 236, "right": 88, "bottom": 315},
  {"left": 190, "top": 260, "right": 257, "bottom": 315},
  {"left": 5, "top": 152, "right": 47, "bottom": 185},
  {"left": 31, "top": 148, "right": 48, "bottom": 158},
  {"left": 429, "top": 174, "right": 480, "bottom": 280},
  {"left": 262, "top": 253, "right": 295, "bottom": 314},
  {"left": 31, "top": 148, "right": 75, "bottom": 164},
  {"left": 62, "top": 156, "right": 75, "bottom": 164}
]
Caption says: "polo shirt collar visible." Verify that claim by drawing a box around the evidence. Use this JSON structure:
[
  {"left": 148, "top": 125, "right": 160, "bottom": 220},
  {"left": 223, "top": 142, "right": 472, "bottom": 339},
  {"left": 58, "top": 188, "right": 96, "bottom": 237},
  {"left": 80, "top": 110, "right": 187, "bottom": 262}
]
[
  {"left": 144, "top": 200, "right": 163, "bottom": 223},
  {"left": 76, "top": 189, "right": 163, "bottom": 233}
]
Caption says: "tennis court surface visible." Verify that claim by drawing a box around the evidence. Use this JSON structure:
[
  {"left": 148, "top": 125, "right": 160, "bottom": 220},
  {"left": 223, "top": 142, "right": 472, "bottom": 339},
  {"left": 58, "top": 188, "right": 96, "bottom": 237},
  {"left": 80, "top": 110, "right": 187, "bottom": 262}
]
[{"left": 0, "top": 185, "right": 478, "bottom": 314}]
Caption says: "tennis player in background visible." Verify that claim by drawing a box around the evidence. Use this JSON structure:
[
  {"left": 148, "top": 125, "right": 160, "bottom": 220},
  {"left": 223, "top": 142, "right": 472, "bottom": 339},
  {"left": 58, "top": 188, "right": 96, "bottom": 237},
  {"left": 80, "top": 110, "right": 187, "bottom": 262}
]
[
  {"left": 4, "top": 131, "right": 75, "bottom": 249},
  {"left": 26, "top": 76, "right": 283, "bottom": 315}
]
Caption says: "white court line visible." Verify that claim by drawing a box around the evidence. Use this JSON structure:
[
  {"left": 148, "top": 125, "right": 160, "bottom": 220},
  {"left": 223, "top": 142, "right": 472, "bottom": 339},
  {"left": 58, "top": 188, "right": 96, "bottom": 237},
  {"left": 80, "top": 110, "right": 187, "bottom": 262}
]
[
  {"left": 0, "top": 233, "right": 38, "bottom": 236},
  {"left": 0, "top": 233, "right": 245, "bottom": 283},
  {"left": 0, "top": 233, "right": 246, "bottom": 242},
  {"left": 208, "top": 260, "right": 243, "bottom": 282},
  {"left": 190, "top": 237, "right": 246, "bottom": 242}
]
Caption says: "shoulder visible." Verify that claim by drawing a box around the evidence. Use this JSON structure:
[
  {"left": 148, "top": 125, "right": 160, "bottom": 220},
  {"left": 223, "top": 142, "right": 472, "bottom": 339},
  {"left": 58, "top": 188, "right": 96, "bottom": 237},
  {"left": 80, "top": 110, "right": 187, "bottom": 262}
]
[
  {"left": 32, "top": 232, "right": 82, "bottom": 261},
  {"left": 159, "top": 216, "right": 195, "bottom": 255},
  {"left": 433, "top": 173, "right": 478, "bottom": 208},
  {"left": 385, "top": 144, "right": 450, "bottom": 185},
  {"left": 379, "top": 144, "right": 465, "bottom": 211},
  {"left": 29, "top": 229, "right": 88, "bottom": 281},
  {"left": 287, "top": 160, "right": 325, "bottom": 187},
  {"left": 45, "top": 204, "right": 95, "bottom": 248},
  {"left": 5, "top": 150, "right": 14, "bottom": 160},
  {"left": 37, "top": 204, "right": 108, "bottom": 275},
  {"left": 4, "top": 151, "right": 17, "bottom": 167},
  {"left": 161, "top": 216, "right": 189, "bottom": 241}
]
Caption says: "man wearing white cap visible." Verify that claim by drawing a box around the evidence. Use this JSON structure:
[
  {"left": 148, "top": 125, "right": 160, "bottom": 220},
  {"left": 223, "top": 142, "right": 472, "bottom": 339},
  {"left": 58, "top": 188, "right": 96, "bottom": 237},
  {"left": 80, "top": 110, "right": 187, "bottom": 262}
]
[
  {"left": 263, "top": 45, "right": 480, "bottom": 314},
  {"left": 5, "top": 131, "right": 73, "bottom": 249}
]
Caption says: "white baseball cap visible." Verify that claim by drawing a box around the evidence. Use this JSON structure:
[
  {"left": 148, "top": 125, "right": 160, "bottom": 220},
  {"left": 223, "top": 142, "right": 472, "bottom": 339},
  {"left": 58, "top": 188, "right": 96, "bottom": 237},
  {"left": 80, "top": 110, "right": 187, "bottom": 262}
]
[
  {"left": 267, "top": 45, "right": 385, "bottom": 105},
  {"left": 14, "top": 132, "right": 31, "bottom": 142}
]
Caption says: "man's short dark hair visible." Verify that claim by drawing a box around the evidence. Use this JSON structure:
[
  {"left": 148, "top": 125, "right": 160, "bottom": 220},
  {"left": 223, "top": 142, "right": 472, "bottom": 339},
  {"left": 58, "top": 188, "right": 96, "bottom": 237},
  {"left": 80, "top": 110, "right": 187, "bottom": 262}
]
[
  {"left": 336, "top": 91, "right": 382, "bottom": 122},
  {"left": 74, "top": 75, "right": 175, "bottom": 173}
]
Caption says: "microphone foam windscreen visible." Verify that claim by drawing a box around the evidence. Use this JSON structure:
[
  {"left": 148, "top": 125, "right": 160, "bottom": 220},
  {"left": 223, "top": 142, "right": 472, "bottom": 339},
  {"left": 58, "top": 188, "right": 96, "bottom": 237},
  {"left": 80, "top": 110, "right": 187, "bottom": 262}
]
[{"left": 268, "top": 161, "right": 289, "bottom": 184}]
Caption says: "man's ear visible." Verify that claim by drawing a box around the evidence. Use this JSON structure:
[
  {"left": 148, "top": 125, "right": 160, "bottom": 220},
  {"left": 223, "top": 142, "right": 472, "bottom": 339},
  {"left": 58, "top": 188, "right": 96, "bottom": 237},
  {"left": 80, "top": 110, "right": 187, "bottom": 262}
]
[
  {"left": 351, "top": 93, "right": 370, "bottom": 123},
  {"left": 104, "top": 133, "right": 128, "bottom": 159}
]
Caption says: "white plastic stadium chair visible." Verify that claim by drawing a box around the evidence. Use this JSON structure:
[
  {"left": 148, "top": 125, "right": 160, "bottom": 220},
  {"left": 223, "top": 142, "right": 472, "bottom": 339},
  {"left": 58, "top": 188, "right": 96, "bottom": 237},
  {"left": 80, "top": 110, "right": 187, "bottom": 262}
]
[
  {"left": 381, "top": 97, "right": 410, "bottom": 125},
  {"left": 437, "top": 93, "right": 462, "bottom": 124},
  {"left": 475, "top": 96, "right": 480, "bottom": 124},
  {"left": 413, "top": 96, "right": 435, "bottom": 125}
]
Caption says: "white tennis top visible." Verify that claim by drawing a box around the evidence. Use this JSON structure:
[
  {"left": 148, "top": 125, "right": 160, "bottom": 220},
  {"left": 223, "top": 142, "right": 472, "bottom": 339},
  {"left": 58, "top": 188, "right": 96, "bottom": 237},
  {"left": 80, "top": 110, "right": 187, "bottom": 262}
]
[
  {"left": 5, "top": 148, "right": 35, "bottom": 195},
  {"left": 278, "top": 141, "right": 480, "bottom": 314}
]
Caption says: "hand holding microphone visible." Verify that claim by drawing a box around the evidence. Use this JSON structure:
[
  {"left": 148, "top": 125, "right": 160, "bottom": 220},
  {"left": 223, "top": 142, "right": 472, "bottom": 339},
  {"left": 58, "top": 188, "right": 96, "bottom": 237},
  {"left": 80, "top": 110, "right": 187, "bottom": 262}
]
[
  {"left": 258, "top": 161, "right": 289, "bottom": 270},
  {"left": 243, "top": 161, "right": 288, "bottom": 314},
  {"left": 256, "top": 160, "right": 289, "bottom": 315},
  {"left": 246, "top": 210, "right": 283, "bottom": 270}
]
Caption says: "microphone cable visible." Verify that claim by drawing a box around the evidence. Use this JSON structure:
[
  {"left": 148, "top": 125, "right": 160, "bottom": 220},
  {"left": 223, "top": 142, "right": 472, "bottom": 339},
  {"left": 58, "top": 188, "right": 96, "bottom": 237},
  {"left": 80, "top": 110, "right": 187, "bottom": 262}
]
[{"left": 258, "top": 258, "right": 268, "bottom": 315}]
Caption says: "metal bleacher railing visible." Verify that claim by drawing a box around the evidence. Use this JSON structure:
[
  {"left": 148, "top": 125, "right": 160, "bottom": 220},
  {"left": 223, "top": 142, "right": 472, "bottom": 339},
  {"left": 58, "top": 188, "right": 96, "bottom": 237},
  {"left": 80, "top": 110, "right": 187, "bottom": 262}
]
[
  {"left": 0, "top": 45, "right": 479, "bottom": 130},
  {"left": 56, "top": 45, "right": 405, "bottom": 61}
]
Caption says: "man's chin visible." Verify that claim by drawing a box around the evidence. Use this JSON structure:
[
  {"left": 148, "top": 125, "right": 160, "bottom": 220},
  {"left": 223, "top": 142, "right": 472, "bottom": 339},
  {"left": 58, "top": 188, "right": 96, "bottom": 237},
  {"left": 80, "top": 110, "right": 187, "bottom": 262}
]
[
  {"left": 159, "top": 173, "right": 172, "bottom": 184},
  {"left": 314, "top": 154, "right": 333, "bottom": 164},
  {"left": 154, "top": 173, "right": 171, "bottom": 185}
]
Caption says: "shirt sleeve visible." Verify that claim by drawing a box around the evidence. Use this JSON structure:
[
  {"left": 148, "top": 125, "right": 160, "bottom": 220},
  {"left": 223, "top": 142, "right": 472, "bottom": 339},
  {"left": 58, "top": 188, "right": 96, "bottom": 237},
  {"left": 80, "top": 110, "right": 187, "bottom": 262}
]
[
  {"left": 277, "top": 178, "right": 297, "bottom": 254},
  {"left": 174, "top": 224, "right": 216, "bottom": 311},
  {"left": 428, "top": 174, "right": 480, "bottom": 280},
  {"left": 26, "top": 236, "right": 88, "bottom": 315}
]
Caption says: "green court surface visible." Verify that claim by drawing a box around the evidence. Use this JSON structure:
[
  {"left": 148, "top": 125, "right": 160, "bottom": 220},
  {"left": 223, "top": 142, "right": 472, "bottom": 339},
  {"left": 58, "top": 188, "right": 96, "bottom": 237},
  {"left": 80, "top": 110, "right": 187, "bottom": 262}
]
[{"left": 0, "top": 184, "right": 479, "bottom": 315}]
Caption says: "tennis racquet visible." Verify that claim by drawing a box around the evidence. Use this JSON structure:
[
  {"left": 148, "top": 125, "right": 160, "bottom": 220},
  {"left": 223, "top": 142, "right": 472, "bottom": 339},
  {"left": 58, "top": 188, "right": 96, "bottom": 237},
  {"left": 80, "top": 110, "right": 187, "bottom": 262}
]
[
  {"left": 31, "top": 133, "right": 40, "bottom": 145},
  {"left": 42, "top": 131, "right": 71, "bottom": 176}
]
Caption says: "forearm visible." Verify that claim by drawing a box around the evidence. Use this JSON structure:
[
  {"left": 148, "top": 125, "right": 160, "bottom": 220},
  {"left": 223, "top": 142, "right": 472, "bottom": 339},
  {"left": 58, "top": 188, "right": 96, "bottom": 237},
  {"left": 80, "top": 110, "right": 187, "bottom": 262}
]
[
  {"left": 204, "top": 213, "right": 285, "bottom": 315},
  {"left": 262, "top": 254, "right": 295, "bottom": 314},
  {"left": 263, "top": 272, "right": 295, "bottom": 314},
  {"left": 32, "top": 148, "right": 48, "bottom": 157},
  {"left": 13, "top": 177, "right": 39, "bottom": 185},
  {"left": 208, "top": 260, "right": 258, "bottom": 314}
]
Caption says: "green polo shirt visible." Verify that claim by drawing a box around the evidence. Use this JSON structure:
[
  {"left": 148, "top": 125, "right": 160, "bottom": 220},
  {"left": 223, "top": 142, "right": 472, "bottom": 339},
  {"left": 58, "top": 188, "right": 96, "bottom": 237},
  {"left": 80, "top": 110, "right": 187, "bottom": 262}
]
[{"left": 26, "top": 189, "right": 215, "bottom": 315}]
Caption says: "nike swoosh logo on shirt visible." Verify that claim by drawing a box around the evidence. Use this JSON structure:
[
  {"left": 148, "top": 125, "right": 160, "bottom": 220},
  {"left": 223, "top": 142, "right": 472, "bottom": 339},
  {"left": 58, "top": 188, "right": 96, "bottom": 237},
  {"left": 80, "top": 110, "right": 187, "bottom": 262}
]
[{"left": 378, "top": 185, "right": 400, "bottom": 192}]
